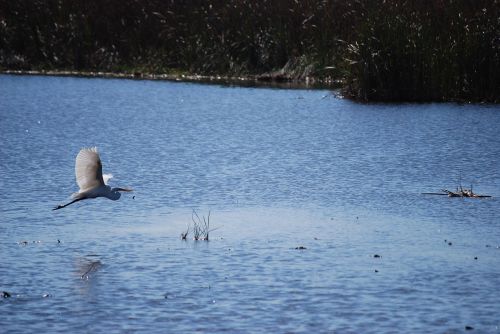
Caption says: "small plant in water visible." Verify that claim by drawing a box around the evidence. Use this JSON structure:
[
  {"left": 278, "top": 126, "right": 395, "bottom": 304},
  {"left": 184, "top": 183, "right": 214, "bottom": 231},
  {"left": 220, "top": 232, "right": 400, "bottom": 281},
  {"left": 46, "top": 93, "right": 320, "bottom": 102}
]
[
  {"left": 193, "top": 222, "right": 201, "bottom": 240},
  {"left": 190, "top": 210, "right": 218, "bottom": 241},
  {"left": 181, "top": 224, "right": 190, "bottom": 240}
]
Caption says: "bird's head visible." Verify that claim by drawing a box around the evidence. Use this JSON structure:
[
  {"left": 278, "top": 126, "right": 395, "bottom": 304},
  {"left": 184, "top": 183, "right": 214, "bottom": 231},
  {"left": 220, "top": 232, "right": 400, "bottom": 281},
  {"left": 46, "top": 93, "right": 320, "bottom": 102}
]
[{"left": 110, "top": 187, "right": 133, "bottom": 200}]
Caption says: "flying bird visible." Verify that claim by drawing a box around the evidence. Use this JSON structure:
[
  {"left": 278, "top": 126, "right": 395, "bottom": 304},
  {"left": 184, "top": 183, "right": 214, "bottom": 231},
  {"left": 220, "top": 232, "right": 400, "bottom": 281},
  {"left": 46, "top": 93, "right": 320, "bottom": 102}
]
[{"left": 53, "top": 147, "right": 133, "bottom": 210}]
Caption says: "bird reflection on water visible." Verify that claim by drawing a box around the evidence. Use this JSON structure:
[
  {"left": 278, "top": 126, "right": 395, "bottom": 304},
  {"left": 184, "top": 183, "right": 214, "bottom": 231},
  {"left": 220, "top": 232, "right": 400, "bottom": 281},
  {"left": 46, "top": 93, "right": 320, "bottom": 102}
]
[
  {"left": 77, "top": 256, "right": 103, "bottom": 281},
  {"left": 74, "top": 255, "right": 104, "bottom": 301}
]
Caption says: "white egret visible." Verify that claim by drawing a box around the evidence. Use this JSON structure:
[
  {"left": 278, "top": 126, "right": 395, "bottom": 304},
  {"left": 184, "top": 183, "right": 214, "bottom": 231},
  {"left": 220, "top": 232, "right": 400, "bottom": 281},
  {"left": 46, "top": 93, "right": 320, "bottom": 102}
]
[{"left": 53, "top": 147, "right": 133, "bottom": 210}]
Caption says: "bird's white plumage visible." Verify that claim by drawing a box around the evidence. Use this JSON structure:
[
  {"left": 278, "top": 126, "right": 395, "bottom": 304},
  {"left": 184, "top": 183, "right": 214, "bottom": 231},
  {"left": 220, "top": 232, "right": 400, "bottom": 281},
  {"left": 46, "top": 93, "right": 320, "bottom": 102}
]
[
  {"left": 54, "top": 147, "right": 132, "bottom": 210},
  {"left": 103, "top": 173, "right": 113, "bottom": 185},
  {"left": 75, "top": 147, "right": 105, "bottom": 192}
]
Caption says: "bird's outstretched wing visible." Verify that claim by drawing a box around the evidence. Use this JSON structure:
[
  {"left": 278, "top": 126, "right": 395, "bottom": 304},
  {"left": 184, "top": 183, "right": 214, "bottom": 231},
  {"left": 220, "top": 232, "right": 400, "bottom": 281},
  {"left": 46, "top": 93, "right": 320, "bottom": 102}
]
[{"left": 75, "top": 147, "right": 105, "bottom": 192}]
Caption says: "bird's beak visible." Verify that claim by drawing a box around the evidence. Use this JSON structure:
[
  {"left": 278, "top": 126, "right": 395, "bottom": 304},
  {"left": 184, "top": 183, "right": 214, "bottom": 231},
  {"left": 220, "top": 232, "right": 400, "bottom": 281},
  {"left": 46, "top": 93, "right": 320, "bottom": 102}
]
[{"left": 115, "top": 187, "right": 133, "bottom": 192}]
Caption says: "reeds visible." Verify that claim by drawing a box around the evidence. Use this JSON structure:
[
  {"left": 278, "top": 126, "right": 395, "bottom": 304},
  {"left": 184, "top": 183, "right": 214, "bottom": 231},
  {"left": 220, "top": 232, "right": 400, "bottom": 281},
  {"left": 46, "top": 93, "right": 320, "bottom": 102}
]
[
  {"left": 340, "top": 0, "right": 499, "bottom": 102},
  {"left": 180, "top": 225, "right": 190, "bottom": 241},
  {"left": 181, "top": 210, "right": 216, "bottom": 241},
  {"left": 1, "top": 0, "right": 497, "bottom": 102}
]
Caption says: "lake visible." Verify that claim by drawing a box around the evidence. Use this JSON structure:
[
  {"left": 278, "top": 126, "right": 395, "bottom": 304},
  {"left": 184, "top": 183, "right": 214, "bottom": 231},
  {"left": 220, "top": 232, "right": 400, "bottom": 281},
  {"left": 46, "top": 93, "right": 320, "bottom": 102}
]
[{"left": 1, "top": 74, "right": 499, "bottom": 333}]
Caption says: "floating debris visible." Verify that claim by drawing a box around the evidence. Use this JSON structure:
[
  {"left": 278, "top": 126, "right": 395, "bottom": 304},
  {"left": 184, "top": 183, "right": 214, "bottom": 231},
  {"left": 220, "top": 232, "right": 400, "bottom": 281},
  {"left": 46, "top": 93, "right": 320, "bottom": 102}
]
[
  {"left": 17, "top": 240, "right": 43, "bottom": 245},
  {"left": 423, "top": 185, "right": 491, "bottom": 198},
  {"left": 373, "top": 254, "right": 381, "bottom": 258},
  {"left": 465, "top": 325, "right": 474, "bottom": 330}
]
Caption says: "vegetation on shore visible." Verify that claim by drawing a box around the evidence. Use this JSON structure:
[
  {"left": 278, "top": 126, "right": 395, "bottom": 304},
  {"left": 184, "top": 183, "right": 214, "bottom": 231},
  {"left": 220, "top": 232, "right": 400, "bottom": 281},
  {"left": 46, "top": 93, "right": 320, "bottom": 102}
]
[{"left": 0, "top": 0, "right": 498, "bottom": 102}]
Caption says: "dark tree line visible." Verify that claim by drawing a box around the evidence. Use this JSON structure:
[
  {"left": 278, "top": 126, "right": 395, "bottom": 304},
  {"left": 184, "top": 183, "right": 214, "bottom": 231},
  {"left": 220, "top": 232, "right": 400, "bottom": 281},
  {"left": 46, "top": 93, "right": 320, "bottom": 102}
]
[{"left": 0, "top": 0, "right": 498, "bottom": 102}]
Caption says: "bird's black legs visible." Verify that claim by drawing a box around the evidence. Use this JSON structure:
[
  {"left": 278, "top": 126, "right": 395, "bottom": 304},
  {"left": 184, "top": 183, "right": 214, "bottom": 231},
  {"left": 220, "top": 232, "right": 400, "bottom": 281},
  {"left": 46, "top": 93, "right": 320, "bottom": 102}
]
[{"left": 53, "top": 198, "right": 82, "bottom": 211}]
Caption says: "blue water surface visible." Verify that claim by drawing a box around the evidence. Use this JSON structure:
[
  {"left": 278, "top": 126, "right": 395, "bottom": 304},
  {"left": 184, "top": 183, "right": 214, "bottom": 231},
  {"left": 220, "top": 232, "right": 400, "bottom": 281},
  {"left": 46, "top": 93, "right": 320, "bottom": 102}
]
[{"left": 1, "top": 74, "right": 499, "bottom": 333}]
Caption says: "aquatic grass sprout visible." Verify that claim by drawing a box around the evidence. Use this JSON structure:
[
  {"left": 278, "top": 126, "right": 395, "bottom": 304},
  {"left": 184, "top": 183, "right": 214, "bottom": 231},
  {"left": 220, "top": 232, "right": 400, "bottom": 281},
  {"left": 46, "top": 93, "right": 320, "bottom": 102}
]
[
  {"left": 186, "top": 210, "right": 216, "bottom": 241},
  {"left": 181, "top": 224, "right": 190, "bottom": 240}
]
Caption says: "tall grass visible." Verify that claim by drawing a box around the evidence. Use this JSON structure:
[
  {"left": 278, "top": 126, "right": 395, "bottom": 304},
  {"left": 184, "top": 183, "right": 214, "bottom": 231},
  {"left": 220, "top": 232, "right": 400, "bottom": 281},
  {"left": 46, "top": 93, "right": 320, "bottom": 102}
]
[
  {"left": 0, "top": 0, "right": 498, "bottom": 102},
  {"left": 341, "top": 0, "right": 499, "bottom": 102}
]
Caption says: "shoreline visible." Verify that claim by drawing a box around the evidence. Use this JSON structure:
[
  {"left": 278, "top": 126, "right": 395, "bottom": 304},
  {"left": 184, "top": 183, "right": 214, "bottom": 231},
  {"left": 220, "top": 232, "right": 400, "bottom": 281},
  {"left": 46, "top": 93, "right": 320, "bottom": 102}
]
[
  {"left": 0, "top": 69, "right": 341, "bottom": 91},
  {"left": 2, "top": 70, "right": 495, "bottom": 104}
]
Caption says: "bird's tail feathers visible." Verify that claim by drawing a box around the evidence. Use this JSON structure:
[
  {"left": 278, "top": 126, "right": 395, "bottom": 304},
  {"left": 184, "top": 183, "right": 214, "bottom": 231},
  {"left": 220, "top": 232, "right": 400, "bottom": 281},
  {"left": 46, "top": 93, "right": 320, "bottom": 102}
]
[{"left": 71, "top": 192, "right": 83, "bottom": 199}]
